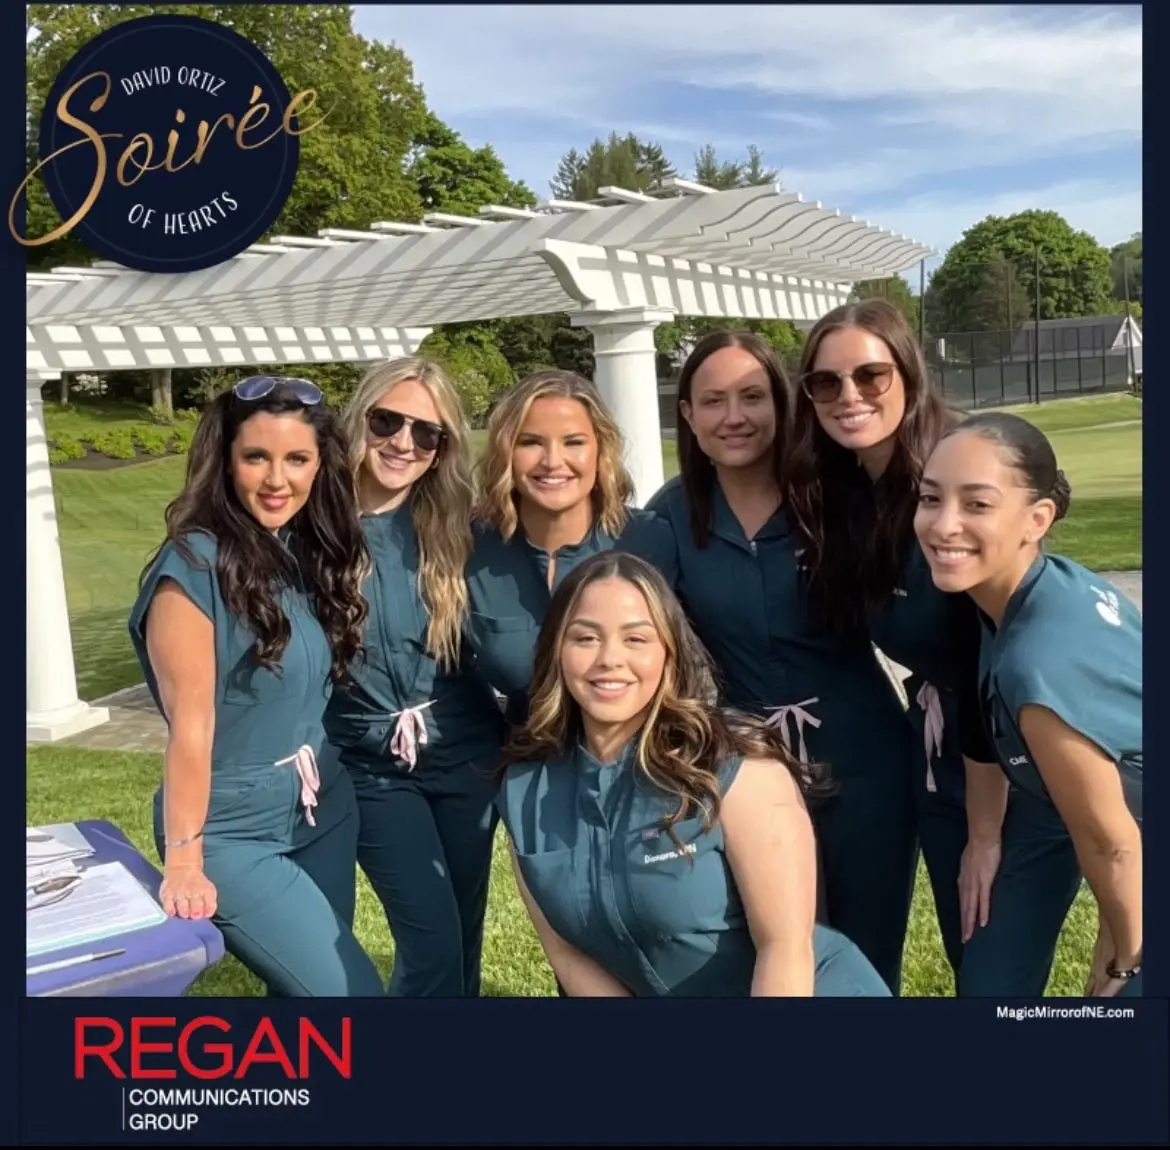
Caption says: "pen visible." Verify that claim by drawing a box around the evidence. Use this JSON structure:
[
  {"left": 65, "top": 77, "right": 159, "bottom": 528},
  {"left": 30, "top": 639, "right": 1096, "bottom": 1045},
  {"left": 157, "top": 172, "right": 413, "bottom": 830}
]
[{"left": 27, "top": 948, "right": 127, "bottom": 976}]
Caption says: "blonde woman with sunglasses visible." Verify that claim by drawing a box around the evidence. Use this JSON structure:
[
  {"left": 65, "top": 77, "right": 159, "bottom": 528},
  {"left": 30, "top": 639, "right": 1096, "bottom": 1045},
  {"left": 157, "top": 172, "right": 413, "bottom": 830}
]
[{"left": 326, "top": 359, "right": 506, "bottom": 997}]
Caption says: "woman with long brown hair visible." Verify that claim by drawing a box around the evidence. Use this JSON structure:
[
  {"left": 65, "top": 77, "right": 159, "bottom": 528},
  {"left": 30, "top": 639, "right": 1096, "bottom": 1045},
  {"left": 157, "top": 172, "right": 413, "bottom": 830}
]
[
  {"left": 324, "top": 358, "right": 506, "bottom": 997},
  {"left": 497, "top": 550, "right": 888, "bottom": 996},
  {"left": 128, "top": 375, "right": 384, "bottom": 996},
  {"left": 621, "top": 329, "right": 919, "bottom": 995},
  {"left": 785, "top": 299, "right": 1011, "bottom": 995}
]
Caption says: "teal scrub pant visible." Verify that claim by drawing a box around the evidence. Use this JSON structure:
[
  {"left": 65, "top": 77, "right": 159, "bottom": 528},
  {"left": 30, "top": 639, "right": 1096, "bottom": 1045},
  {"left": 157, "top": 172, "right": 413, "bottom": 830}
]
[
  {"left": 350, "top": 757, "right": 499, "bottom": 997},
  {"left": 915, "top": 782, "right": 968, "bottom": 979},
  {"left": 152, "top": 756, "right": 384, "bottom": 997},
  {"left": 812, "top": 762, "right": 918, "bottom": 996},
  {"left": 813, "top": 924, "right": 893, "bottom": 997},
  {"left": 957, "top": 788, "right": 1082, "bottom": 997}
]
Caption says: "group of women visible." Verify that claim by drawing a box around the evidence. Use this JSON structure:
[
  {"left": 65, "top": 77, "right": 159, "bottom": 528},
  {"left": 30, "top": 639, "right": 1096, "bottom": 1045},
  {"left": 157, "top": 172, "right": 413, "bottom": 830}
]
[{"left": 128, "top": 298, "right": 1143, "bottom": 1000}]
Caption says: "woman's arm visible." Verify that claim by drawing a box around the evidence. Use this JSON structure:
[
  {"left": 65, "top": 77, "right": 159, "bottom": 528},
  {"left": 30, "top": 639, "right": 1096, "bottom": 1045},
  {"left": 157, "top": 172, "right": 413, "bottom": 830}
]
[
  {"left": 145, "top": 579, "right": 219, "bottom": 917},
  {"left": 1018, "top": 704, "right": 1141, "bottom": 973},
  {"left": 720, "top": 757, "right": 818, "bottom": 996},
  {"left": 507, "top": 845, "right": 632, "bottom": 997},
  {"left": 959, "top": 756, "right": 1010, "bottom": 939}
]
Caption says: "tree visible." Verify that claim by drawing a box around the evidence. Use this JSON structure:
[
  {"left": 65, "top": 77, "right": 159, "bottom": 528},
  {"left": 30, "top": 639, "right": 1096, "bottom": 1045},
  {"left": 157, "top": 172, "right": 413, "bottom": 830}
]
[
  {"left": 1110, "top": 233, "right": 1142, "bottom": 307},
  {"left": 693, "top": 143, "right": 778, "bottom": 189},
  {"left": 923, "top": 210, "right": 1114, "bottom": 334},
  {"left": 407, "top": 112, "right": 536, "bottom": 216},
  {"left": 848, "top": 277, "right": 922, "bottom": 334},
  {"left": 549, "top": 132, "right": 677, "bottom": 201}
]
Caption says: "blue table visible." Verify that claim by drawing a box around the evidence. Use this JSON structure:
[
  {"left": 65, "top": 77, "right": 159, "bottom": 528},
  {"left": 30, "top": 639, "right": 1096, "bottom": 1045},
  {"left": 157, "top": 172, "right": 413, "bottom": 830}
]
[{"left": 26, "top": 819, "right": 224, "bottom": 997}]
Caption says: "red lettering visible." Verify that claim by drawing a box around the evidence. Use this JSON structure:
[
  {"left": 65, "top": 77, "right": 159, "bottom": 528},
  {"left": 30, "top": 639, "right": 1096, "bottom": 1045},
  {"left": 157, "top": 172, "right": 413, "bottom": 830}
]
[
  {"left": 178, "top": 1016, "right": 233, "bottom": 1079},
  {"left": 300, "top": 1017, "right": 351, "bottom": 1078},
  {"left": 235, "top": 1018, "right": 297, "bottom": 1079},
  {"left": 75, "top": 1017, "right": 124, "bottom": 1079},
  {"left": 130, "top": 1017, "right": 177, "bottom": 1079}
]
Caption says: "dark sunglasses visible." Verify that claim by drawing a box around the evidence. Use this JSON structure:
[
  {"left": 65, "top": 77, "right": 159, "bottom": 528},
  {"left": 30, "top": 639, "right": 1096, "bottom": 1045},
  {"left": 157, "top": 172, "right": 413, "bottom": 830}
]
[
  {"left": 367, "top": 407, "right": 445, "bottom": 453},
  {"left": 800, "top": 361, "right": 897, "bottom": 404},
  {"left": 233, "top": 375, "right": 324, "bottom": 406}
]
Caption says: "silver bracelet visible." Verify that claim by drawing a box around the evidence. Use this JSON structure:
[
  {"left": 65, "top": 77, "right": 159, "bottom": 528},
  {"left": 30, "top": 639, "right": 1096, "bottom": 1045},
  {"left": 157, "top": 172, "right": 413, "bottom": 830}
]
[{"left": 165, "top": 831, "right": 204, "bottom": 849}]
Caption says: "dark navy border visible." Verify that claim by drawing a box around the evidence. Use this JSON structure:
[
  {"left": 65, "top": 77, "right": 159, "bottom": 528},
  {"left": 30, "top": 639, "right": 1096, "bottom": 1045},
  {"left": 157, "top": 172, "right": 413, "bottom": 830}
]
[{"left": 8, "top": 2, "right": 1160, "bottom": 1145}]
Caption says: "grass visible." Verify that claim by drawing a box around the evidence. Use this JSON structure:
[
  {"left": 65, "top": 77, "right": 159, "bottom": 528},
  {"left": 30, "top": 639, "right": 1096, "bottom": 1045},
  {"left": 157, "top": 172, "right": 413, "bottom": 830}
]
[{"left": 26, "top": 745, "right": 1100, "bottom": 997}]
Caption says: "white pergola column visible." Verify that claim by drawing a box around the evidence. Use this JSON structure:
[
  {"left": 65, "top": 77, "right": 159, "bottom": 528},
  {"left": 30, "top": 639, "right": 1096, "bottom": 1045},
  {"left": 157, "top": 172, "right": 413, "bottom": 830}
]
[
  {"left": 27, "top": 376, "right": 109, "bottom": 742},
  {"left": 570, "top": 307, "right": 675, "bottom": 508}
]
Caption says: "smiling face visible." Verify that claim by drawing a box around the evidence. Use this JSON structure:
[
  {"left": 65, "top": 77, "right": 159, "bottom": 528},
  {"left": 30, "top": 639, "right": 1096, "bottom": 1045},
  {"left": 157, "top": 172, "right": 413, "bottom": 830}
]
[
  {"left": 511, "top": 395, "right": 599, "bottom": 516},
  {"left": 914, "top": 429, "right": 1056, "bottom": 597},
  {"left": 681, "top": 345, "right": 777, "bottom": 471},
  {"left": 560, "top": 577, "right": 667, "bottom": 741},
  {"left": 229, "top": 410, "right": 321, "bottom": 531},
  {"left": 806, "top": 325, "right": 907, "bottom": 475},
  {"left": 360, "top": 378, "right": 444, "bottom": 511}
]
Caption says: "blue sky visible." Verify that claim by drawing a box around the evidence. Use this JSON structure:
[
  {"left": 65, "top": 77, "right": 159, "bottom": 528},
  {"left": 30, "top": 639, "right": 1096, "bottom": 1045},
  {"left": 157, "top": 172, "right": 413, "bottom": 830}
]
[{"left": 353, "top": 3, "right": 1142, "bottom": 284}]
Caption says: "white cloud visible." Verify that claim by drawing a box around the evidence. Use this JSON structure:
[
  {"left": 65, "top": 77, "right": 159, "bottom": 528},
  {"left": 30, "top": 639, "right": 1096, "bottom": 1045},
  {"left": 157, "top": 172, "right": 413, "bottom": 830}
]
[{"left": 874, "top": 179, "right": 1143, "bottom": 261}]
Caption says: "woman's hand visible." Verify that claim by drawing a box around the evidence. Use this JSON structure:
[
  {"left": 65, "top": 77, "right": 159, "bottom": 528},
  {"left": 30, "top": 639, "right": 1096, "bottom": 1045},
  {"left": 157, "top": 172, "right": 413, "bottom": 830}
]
[
  {"left": 958, "top": 835, "right": 1002, "bottom": 942},
  {"left": 160, "top": 863, "right": 217, "bottom": 920}
]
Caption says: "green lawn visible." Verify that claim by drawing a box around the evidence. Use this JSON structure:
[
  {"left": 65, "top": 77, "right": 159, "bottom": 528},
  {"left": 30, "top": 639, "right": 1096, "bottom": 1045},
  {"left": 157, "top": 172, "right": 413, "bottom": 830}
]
[{"left": 25, "top": 745, "right": 1101, "bottom": 997}]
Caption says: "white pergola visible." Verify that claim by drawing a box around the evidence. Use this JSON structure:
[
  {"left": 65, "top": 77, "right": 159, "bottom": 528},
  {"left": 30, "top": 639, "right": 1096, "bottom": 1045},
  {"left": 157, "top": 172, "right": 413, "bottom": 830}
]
[{"left": 26, "top": 181, "right": 932, "bottom": 741}]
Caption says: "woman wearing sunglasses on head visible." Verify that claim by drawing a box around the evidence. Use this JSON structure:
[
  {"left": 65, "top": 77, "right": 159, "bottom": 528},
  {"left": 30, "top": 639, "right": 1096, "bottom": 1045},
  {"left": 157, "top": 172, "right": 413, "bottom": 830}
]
[
  {"left": 620, "top": 330, "right": 920, "bottom": 995},
  {"left": 785, "top": 299, "right": 1009, "bottom": 996},
  {"left": 466, "top": 370, "right": 659, "bottom": 725},
  {"left": 128, "top": 375, "right": 384, "bottom": 997},
  {"left": 916, "top": 412, "right": 1142, "bottom": 998},
  {"left": 497, "top": 550, "right": 890, "bottom": 998},
  {"left": 324, "top": 358, "right": 507, "bottom": 997}
]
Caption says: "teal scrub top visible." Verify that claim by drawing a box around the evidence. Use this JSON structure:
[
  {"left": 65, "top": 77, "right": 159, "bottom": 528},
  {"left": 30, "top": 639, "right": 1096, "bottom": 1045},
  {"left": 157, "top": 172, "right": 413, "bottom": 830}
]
[
  {"left": 498, "top": 737, "right": 756, "bottom": 996},
  {"left": 978, "top": 554, "right": 1143, "bottom": 827},
  {"left": 128, "top": 530, "right": 335, "bottom": 799},
  {"left": 324, "top": 502, "right": 505, "bottom": 775},
  {"left": 849, "top": 477, "right": 995, "bottom": 801},
  {"left": 464, "top": 511, "right": 656, "bottom": 722},
  {"left": 621, "top": 477, "right": 913, "bottom": 780}
]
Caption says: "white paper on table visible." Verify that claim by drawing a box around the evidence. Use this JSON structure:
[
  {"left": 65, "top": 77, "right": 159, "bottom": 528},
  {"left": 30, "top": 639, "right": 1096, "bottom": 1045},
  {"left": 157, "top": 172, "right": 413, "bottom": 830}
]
[
  {"left": 26, "top": 824, "right": 95, "bottom": 869},
  {"left": 26, "top": 860, "right": 167, "bottom": 958}
]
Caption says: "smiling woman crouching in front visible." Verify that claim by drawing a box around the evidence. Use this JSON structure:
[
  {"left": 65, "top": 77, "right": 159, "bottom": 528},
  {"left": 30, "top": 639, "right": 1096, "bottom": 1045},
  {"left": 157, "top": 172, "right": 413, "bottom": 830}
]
[{"left": 495, "top": 550, "right": 889, "bottom": 997}]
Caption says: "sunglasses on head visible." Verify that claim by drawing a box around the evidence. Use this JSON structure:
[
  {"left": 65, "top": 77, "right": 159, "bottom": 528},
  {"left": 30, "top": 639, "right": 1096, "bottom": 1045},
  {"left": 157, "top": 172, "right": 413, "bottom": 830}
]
[
  {"left": 367, "top": 407, "right": 445, "bottom": 453},
  {"left": 800, "top": 362, "right": 897, "bottom": 404},
  {"left": 232, "top": 375, "right": 324, "bottom": 406}
]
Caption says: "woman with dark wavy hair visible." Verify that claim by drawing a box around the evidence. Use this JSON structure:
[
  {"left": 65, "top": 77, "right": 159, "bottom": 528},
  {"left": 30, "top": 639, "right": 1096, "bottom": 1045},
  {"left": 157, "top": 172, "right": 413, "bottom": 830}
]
[
  {"left": 621, "top": 329, "right": 917, "bottom": 994},
  {"left": 128, "top": 375, "right": 384, "bottom": 997},
  {"left": 916, "top": 412, "right": 1142, "bottom": 998},
  {"left": 786, "top": 299, "right": 1008, "bottom": 996},
  {"left": 498, "top": 550, "right": 889, "bottom": 997}
]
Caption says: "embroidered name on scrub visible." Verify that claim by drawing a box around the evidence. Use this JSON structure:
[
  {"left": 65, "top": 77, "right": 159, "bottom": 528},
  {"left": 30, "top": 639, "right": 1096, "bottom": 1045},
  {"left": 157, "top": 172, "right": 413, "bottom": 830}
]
[{"left": 643, "top": 841, "right": 698, "bottom": 865}]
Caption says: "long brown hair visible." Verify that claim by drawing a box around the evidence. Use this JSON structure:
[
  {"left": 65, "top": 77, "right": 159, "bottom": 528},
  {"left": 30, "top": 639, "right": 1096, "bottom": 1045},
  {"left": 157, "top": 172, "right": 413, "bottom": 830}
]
[
  {"left": 474, "top": 369, "right": 634, "bottom": 539},
  {"left": 784, "top": 299, "right": 959, "bottom": 632},
  {"left": 142, "top": 383, "right": 369, "bottom": 683},
  {"left": 675, "top": 331, "right": 796, "bottom": 547},
  {"left": 502, "top": 552, "right": 834, "bottom": 846}
]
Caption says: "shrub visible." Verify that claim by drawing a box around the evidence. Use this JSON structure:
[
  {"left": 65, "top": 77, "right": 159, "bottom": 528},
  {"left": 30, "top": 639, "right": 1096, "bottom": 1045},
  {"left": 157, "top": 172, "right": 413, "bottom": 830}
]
[
  {"left": 87, "top": 429, "right": 137, "bottom": 460},
  {"left": 170, "top": 424, "right": 195, "bottom": 454},
  {"left": 132, "top": 426, "right": 173, "bottom": 457},
  {"left": 48, "top": 432, "right": 86, "bottom": 466}
]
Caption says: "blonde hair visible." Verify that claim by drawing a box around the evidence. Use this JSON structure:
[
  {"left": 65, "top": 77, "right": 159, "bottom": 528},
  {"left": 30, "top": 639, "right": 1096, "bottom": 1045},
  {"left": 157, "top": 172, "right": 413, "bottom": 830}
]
[
  {"left": 341, "top": 358, "right": 474, "bottom": 669},
  {"left": 474, "top": 370, "right": 634, "bottom": 540}
]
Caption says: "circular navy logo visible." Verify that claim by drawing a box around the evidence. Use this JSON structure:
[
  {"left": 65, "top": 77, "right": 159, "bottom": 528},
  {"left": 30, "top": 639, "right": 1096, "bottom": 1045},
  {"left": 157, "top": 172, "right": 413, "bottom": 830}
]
[{"left": 34, "top": 14, "right": 310, "bottom": 273}]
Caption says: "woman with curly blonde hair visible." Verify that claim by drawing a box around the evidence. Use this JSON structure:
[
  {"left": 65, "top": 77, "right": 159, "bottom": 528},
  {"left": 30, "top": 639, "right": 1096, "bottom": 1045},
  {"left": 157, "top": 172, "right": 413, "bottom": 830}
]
[
  {"left": 497, "top": 550, "right": 889, "bottom": 997},
  {"left": 466, "top": 369, "right": 665, "bottom": 724},
  {"left": 325, "top": 357, "right": 506, "bottom": 997}
]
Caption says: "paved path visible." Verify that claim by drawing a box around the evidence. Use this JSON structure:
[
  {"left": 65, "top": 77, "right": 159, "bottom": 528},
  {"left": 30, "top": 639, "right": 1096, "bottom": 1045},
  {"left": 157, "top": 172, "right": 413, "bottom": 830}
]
[{"left": 51, "top": 571, "right": 1143, "bottom": 756}]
